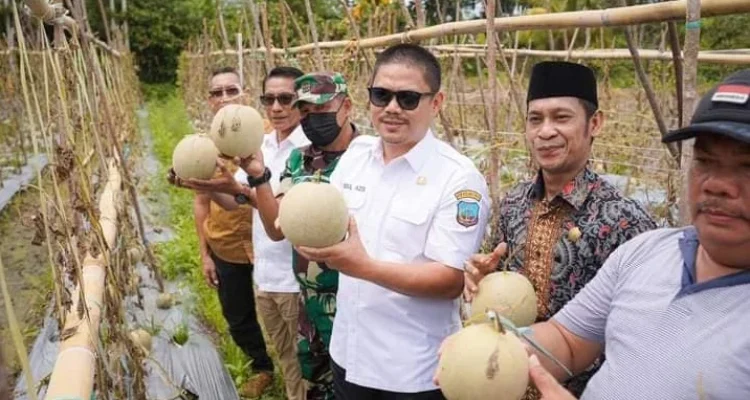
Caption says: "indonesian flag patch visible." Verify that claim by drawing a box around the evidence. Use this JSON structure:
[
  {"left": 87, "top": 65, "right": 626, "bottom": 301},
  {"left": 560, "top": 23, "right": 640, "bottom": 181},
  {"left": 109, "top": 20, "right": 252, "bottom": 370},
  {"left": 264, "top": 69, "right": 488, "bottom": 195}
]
[{"left": 712, "top": 84, "right": 750, "bottom": 105}]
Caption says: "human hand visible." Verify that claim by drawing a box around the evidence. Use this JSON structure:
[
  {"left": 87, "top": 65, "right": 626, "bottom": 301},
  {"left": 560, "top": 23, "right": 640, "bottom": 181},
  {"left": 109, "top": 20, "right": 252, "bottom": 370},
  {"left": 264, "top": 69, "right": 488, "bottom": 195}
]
[
  {"left": 529, "top": 354, "right": 578, "bottom": 400},
  {"left": 463, "top": 242, "right": 507, "bottom": 301},
  {"left": 181, "top": 159, "right": 241, "bottom": 194},
  {"left": 201, "top": 255, "right": 219, "bottom": 289},
  {"left": 295, "top": 218, "right": 371, "bottom": 278}
]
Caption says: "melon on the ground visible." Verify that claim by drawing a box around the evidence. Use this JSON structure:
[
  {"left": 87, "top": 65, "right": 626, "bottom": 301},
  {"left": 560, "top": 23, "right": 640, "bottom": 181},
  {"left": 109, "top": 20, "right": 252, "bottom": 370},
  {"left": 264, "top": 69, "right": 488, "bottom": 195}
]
[
  {"left": 278, "top": 181, "right": 349, "bottom": 248},
  {"left": 437, "top": 323, "right": 529, "bottom": 400},
  {"left": 129, "top": 328, "right": 153, "bottom": 354},
  {"left": 156, "top": 292, "right": 175, "bottom": 309},
  {"left": 208, "top": 104, "right": 264, "bottom": 158},
  {"left": 171, "top": 134, "right": 219, "bottom": 180},
  {"left": 471, "top": 271, "right": 537, "bottom": 327}
]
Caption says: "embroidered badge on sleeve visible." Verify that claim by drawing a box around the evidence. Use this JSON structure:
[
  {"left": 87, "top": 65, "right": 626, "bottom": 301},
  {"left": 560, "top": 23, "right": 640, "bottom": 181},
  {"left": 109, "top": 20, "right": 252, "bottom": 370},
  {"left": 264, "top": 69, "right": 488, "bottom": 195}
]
[{"left": 455, "top": 190, "right": 482, "bottom": 227}]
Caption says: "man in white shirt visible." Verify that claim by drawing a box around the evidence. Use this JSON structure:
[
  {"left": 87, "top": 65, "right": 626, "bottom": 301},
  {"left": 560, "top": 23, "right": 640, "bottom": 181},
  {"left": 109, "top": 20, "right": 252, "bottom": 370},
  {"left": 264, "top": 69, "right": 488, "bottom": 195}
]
[
  {"left": 181, "top": 66, "right": 309, "bottom": 399},
  {"left": 296, "top": 44, "right": 490, "bottom": 399}
]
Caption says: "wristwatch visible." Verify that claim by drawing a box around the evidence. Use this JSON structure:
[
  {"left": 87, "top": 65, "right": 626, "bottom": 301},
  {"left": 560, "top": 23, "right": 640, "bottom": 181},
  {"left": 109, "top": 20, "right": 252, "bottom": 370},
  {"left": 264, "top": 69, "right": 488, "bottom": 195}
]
[
  {"left": 247, "top": 167, "right": 272, "bottom": 188},
  {"left": 234, "top": 192, "right": 250, "bottom": 204}
]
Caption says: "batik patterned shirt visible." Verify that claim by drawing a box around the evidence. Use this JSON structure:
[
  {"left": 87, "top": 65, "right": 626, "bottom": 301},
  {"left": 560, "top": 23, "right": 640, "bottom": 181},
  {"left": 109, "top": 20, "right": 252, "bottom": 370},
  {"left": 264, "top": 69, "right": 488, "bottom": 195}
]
[{"left": 492, "top": 166, "right": 656, "bottom": 397}]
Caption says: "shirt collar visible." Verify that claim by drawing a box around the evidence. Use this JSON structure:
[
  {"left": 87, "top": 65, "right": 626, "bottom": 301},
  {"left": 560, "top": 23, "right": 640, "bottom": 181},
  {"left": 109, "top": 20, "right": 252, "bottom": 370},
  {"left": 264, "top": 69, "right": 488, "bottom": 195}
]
[
  {"left": 266, "top": 125, "right": 308, "bottom": 150},
  {"left": 676, "top": 226, "right": 750, "bottom": 298},
  {"left": 529, "top": 165, "right": 600, "bottom": 210},
  {"left": 372, "top": 129, "right": 436, "bottom": 172}
]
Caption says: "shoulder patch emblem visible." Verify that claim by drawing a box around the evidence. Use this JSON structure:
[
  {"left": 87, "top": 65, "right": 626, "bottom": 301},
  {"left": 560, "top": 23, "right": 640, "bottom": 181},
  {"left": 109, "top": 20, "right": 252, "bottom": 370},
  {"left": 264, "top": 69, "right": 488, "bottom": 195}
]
[
  {"left": 455, "top": 190, "right": 482, "bottom": 202},
  {"left": 455, "top": 190, "right": 481, "bottom": 228}
]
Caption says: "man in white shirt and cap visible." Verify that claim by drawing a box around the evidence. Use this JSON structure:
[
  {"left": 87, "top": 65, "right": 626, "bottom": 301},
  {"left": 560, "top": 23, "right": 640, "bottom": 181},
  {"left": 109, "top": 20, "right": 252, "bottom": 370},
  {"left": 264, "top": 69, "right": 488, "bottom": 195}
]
[{"left": 296, "top": 43, "right": 490, "bottom": 399}]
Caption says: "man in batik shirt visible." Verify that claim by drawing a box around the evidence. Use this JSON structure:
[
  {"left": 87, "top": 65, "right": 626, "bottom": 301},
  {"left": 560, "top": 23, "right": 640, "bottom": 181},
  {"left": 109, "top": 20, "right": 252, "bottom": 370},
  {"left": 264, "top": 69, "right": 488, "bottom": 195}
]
[
  {"left": 464, "top": 61, "right": 656, "bottom": 398},
  {"left": 243, "top": 72, "right": 358, "bottom": 400}
]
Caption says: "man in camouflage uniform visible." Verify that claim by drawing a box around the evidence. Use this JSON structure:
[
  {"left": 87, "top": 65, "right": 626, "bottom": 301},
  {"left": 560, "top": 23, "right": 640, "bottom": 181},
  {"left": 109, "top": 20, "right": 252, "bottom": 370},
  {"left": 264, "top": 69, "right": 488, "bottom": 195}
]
[{"left": 241, "top": 72, "right": 358, "bottom": 400}]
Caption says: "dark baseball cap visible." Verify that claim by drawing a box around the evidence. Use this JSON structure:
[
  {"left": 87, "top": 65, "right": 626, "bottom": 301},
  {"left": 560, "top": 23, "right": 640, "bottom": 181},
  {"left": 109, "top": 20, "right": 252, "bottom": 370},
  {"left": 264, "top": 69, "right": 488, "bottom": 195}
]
[{"left": 662, "top": 69, "right": 750, "bottom": 144}]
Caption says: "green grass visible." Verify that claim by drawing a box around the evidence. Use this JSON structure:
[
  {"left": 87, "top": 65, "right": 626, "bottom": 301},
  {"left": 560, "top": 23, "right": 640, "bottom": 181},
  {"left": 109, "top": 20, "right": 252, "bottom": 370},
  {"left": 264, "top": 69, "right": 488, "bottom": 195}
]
[{"left": 144, "top": 86, "right": 286, "bottom": 399}]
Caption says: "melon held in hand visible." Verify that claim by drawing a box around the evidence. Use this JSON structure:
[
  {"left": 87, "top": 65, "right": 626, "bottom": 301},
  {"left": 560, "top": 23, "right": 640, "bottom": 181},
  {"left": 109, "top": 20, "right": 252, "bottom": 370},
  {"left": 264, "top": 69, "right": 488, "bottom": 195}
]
[
  {"left": 209, "top": 104, "right": 264, "bottom": 158},
  {"left": 471, "top": 271, "right": 537, "bottom": 327},
  {"left": 278, "top": 181, "right": 349, "bottom": 248},
  {"left": 437, "top": 322, "right": 529, "bottom": 400},
  {"left": 171, "top": 134, "right": 219, "bottom": 180}
]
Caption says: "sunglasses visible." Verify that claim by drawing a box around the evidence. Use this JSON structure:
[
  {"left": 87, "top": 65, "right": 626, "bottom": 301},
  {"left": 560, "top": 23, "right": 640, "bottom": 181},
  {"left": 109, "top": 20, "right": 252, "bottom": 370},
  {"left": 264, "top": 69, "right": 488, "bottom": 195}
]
[
  {"left": 260, "top": 93, "right": 296, "bottom": 107},
  {"left": 209, "top": 85, "right": 242, "bottom": 99},
  {"left": 368, "top": 87, "right": 435, "bottom": 111}
]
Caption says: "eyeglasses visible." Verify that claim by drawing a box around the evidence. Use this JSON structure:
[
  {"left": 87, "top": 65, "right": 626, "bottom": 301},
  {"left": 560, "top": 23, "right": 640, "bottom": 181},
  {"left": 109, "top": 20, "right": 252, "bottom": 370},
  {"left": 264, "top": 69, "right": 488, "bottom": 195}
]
[
  {"left": 209, "top": 85, "right": 242, "bottom": 99},
  {"left": 259, "top": 93, "right": 296, "bottom": 107},
  {"left": 367, "top": 87, "right": 435, "bottom": 111}
]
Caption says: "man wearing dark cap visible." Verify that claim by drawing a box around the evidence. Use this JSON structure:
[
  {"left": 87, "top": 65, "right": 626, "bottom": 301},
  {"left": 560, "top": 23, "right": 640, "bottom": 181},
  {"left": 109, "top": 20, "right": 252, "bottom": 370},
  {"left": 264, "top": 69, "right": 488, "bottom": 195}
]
[
  {"left": 452, "top": 69, "right": 750, "bottom": 400},
  {"left": 182, "top": 71, "right": 358, "bottom": 399},
  {"left": 242, "top": 71, "right": 359, "bottom": 400},
  {"left": 462, "top": 61, "right": 656, "bottom": 397}
]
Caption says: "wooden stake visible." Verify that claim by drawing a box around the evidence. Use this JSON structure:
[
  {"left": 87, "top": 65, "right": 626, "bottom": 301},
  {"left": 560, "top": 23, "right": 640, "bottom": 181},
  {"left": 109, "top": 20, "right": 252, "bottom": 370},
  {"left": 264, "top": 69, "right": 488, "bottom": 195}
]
[
  {"left": 415, "top": 0, "right": 425, "bottom": 28},
  {"left": 679, "top": 0, "right": 701, "bottom": 226},
  {"left": 302, "top": 0, "right": 324, "bottom": 70},
  {"left": 484, "top": 0, "right": 500, "bottom": 212}
]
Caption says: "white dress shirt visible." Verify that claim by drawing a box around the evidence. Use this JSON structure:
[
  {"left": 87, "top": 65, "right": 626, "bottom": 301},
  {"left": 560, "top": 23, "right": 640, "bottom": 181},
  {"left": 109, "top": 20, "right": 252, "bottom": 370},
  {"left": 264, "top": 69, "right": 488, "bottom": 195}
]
[
  {"left": 234, "top": 126, "right": 310, "bottom": 293},
  {"left": 328, "top": 130, "right": 490, "bottom": 392}
]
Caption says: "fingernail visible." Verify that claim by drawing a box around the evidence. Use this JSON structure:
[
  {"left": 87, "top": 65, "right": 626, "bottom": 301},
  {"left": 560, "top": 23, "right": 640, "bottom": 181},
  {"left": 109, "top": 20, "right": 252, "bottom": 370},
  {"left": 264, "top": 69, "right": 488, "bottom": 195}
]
[{"left": 529, "top": 354, "right": 540, "bottom": 367}]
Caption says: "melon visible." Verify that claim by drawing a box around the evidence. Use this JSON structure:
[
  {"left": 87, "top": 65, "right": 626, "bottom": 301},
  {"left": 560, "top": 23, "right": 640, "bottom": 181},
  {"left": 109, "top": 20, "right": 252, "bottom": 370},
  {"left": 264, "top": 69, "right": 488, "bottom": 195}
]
[
  {"left": 437, "top": 323, "right": 529, "bottom": 400},
  {"left": 156, "top": 292, "right": 175, "bottom": 309},
  {"left": 129, "top": 328, "right": 153, "bottom": 354},
  {"left": 471, "top": 271, "right": 537, "bottom": 327},
  {"left": 171, "top": 134, "right": 219, "bottom": 180},
  {"left": 278, "top": 181, "right": 349, "bottom": 248},
  {"left": 208, "top": 104, "right": 264, "bottom": 158}
]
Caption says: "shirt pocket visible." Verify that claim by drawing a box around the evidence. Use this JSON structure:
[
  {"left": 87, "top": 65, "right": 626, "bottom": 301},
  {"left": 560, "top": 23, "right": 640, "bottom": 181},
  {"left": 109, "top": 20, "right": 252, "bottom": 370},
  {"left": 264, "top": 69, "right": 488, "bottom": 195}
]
[{"left": 382, "top": 195, "right": 434, "bottom": 261}]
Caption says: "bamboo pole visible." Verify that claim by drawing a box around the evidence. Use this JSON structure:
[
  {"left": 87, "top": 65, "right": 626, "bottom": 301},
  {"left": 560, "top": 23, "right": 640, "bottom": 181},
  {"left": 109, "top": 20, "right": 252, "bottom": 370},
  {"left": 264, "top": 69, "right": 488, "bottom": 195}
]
[
  {"left": 185, "top": 46, "right": 750, "bottom": 64},
  {"left": 281, "top": 0, "right": 308, "bottom": 44},
  {"left": 484, "top": 0, "right": 500, "bottom": 213},
  {"left": 45, "top": 158, "right": 121, "bottom": 399},
  {"left": 260, "top": 1, "right": 274, "bottom": 69},
  {"left": 302, "top": 0, "right": 324, "bottom": 69},
  {"left": 237, "top": 32, "right": 244, "bottom": 87},
  {"left": 217, "top": 0, "right": 230, "bottom": 50},
  {"left": 260, "top": 0, "right": 749, "bottom": 53},
  {"left": 618, "top": 1, "right": 675, "bottom": 158},
  {"left": 23, "top": 0, "right": 122, "bottom": 57},
  {"left": 399, "top": 0, "right": 416, "bottom": 28},
  {"left": 415, "top": 0, "right": 425, "bottom": 28},
  {"left": 679, "top": 0, "right": 701, "bottom": 225}
]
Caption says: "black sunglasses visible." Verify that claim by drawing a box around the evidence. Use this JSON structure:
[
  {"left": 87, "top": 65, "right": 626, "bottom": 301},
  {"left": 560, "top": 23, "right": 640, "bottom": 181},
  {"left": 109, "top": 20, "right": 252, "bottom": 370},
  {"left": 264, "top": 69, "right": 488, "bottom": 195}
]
[
  {"left": 367, "top": 87, "right": 435, "bottom": 111},
  {"left": 209, "top": 86, "right": 242, "bottom": 99},
  {"left": 260, "top": 93, "right": 296, "bottom": 106}
]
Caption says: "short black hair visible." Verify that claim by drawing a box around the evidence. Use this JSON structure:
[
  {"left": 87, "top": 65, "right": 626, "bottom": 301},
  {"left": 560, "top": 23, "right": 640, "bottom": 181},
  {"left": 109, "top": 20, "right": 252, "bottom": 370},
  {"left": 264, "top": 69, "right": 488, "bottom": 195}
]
[
  {"left": 211, "top": 66, "right": 239, "bottom": 79},
  {"left": 579, "top": 99, "right": 598, "bottom": 119},
  {"left": 371, "top": 44, "right": 441, "bottom": 92},
  {"left": 263, "top": 66, "right": 304, "bottom": 93}
]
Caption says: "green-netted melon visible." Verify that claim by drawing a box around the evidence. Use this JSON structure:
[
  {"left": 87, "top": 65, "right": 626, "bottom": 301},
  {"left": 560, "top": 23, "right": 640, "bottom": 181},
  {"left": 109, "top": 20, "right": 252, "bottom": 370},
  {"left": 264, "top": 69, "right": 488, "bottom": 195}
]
[
  {"left": 171, "top": 134, "right": 219, "bottom": 180},
  {"left": 471, "top": 271, "right": 537, "bottom": 327},
  {"left": 208, "top": 104, "right": 264, "bottom": 158},
  {"left": 129, "top": 328, "right": 153, "bottom": 354},
  {"left": 278, "top": 181, "right": 348, "bottom": 248},
  {"left": 437, "top": 323, "right": 529, "bottom": 400}
]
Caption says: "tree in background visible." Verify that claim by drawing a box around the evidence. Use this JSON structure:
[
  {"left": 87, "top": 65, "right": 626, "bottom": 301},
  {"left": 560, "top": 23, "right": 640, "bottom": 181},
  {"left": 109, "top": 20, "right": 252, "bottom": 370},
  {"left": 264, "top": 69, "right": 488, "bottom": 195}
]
[{"left": 86, "top": 0, "right": 214, "bottom": 83}]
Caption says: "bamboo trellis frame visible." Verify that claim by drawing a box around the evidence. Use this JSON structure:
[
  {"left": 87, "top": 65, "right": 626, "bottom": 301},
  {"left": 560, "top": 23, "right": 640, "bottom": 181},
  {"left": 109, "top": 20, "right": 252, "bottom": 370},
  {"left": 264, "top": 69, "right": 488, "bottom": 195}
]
[
  {"left": 209, "top": 0, "right": 748, "bottom": 54},
  {"left": 184, "top": 47, "right": 750, "bottom": 65},
  {"left": 45, "top": 159, "right": 122, "bottom": 400},
  {"left": 22, "top": 0, "right": 123, "bottom": 57}
]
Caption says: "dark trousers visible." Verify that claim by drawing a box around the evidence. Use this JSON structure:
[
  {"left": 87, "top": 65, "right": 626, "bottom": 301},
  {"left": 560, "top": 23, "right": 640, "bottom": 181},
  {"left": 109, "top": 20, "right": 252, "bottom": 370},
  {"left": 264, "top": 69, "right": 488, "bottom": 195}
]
[
  {"left": 331, "top": 360, "right": 446, "bottom": 400},
  {"left": 211, "top": 252, "right": 274, "bottom": 373}
]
